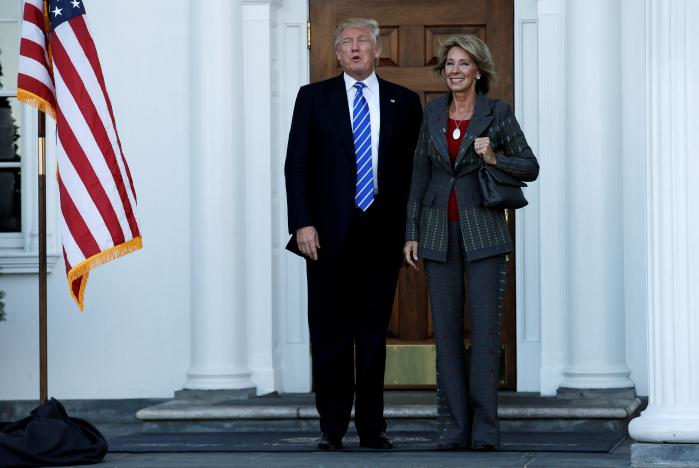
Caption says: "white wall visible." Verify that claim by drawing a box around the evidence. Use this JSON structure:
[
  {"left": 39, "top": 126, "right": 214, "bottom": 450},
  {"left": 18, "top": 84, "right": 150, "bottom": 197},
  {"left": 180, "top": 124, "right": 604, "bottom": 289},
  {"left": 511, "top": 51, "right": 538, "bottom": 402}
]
[{"left": 0, "top": 0, "right": 192, "bottom": 399}]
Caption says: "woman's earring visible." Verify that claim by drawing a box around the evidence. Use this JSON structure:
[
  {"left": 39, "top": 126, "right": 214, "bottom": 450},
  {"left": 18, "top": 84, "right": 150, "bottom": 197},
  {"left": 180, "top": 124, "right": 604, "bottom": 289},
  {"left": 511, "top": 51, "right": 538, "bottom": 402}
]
[{"left": 476, "top": 74, "right": 481, "bottom": 79}]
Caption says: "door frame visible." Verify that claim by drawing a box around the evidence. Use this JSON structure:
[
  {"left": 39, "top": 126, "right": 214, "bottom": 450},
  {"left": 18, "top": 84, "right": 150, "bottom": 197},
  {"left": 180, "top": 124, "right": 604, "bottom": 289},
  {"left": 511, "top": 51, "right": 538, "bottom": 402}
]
[{"left": 273, "top": 0, "right": 543, "bottom": 394}]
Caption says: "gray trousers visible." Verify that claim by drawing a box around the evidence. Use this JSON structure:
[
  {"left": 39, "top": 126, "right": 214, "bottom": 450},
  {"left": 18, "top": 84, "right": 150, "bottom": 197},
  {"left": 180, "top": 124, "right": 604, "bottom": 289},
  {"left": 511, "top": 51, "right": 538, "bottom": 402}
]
[{"left": 424, "top": 221, "right": 508, "bottom": 448}]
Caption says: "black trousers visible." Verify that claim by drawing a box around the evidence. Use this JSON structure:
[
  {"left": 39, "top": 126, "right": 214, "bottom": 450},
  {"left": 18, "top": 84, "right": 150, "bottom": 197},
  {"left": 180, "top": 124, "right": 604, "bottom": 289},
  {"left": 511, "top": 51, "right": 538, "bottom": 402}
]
[
  {"left": 305, "top": 203, "right": 401, "bottom": 438},
  {"left": 424, "top": 221, "right": 508, "bottom": 448}
]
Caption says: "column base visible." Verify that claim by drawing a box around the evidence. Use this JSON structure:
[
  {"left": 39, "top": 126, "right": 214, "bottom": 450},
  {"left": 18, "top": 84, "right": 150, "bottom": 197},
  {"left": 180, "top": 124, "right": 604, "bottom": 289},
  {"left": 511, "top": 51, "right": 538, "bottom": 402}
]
[
  {"left": 557, "top": 387, "right": 637, "bottom": 400},
  {"left": 631, "top": 443, "right": 699, "bottom": 467},
  {"left": 175, "top": 388, "right": 256, "bottom": 402},
  {"left": 629, "top": 406, "right": 699, "bottom": 443},
  {"left": 184, "top": 367, "right": 255, "bottom": 391},
  {"left": 560, "top": 367, "right": 635, "bottom": 390}
]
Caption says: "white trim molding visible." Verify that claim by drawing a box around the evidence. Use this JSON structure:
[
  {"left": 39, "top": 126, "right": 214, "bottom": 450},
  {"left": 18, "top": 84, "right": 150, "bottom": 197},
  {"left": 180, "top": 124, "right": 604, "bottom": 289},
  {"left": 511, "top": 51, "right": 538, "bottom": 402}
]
[
  {"left": 1, "top": 108, "right": 60, "bottom": 274},
  {"left": 536, "top": 0, "right": 566, "bottom": 396},
  {"left": 242, "top": 0, "right": 284, "bottom": 395},
  {"left": 274, "top": 0, "right": 311, "bottom": 393},
  {"left": 514, "top": 0, "right": 541, "bottom": 392}
]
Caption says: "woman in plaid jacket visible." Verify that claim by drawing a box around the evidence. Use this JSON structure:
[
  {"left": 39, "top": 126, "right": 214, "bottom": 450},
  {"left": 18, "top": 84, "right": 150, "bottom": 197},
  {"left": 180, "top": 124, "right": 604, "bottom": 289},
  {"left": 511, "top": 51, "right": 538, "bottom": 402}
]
[{"left": 403, "top": 35, "right": 538, "bottom": 451}]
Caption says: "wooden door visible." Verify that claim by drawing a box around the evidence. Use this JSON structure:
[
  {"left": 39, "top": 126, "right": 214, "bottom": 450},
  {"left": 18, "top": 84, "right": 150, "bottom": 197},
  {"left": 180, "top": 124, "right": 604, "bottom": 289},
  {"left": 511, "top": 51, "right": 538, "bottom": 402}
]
[{"left": 309, "top": 0, "right": 516, "bottom": 389}]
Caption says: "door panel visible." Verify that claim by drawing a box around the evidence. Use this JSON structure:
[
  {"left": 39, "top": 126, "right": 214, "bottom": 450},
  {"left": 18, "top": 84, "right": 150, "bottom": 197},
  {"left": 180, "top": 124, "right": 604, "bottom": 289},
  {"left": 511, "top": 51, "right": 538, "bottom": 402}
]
[{"left": 309, "top": 0, "right": 516, "bottom": 389}]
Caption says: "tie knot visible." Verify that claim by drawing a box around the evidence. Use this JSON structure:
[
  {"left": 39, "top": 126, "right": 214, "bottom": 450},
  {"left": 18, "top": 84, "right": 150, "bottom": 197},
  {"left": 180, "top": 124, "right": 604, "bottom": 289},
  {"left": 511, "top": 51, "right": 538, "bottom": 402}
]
[{"left": 354, "top": 82, "right": 366, "bottom": 92}]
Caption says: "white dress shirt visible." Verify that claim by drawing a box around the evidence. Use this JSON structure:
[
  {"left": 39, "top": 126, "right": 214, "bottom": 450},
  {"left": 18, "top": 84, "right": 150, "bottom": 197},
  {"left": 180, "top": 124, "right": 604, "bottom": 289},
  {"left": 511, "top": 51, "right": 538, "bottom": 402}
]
[{"left": 344, "top": 72, "right": 380, "bottom": 194}]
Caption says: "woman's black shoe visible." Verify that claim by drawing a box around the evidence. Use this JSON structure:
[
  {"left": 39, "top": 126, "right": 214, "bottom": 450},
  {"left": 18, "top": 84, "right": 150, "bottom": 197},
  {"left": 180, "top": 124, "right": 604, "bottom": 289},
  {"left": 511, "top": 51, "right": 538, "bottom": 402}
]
[
  {"left": 318, "top": 433, "right": 343, "bottom": 451},
  {"left": 359, "top": 432, "right": 393, "bottom": 449}
]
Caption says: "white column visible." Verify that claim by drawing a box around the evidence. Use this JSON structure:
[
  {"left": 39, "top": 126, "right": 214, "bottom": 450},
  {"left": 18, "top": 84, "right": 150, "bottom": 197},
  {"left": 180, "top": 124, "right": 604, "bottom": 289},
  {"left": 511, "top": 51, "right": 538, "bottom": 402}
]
[
  {"left": 560, "top": 0, "right": 633, "bottom": 390},
  {"left": 536, "top": 0, "right": 566, "bottom": 396},
  {"left": 242, "top": 0, "right": 282, "bottom": 395},
  {"left": 185, "top": 0, "right": 254, "bottom": 390},
  {"left": 628, "top": 0, "right": 699, "bottom": 443}
]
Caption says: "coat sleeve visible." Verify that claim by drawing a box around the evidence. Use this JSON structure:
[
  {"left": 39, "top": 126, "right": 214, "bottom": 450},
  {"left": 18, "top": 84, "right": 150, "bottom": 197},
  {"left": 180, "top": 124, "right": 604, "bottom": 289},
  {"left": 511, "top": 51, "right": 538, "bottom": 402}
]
[
  {"left": 284, "top": 86, "right": 314, "bottom": 234},
  {"left": 405, "top": 112, "right": 432, "bottom": 242},
  {"left": 490, "top": 102, "right": 540, "bottom": 182}
]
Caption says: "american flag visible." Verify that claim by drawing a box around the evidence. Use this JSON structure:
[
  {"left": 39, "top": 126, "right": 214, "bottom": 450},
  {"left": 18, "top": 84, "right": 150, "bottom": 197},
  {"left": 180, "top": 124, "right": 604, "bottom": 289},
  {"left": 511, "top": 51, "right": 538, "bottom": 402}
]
[{"left": 17, "top": 0, "right": 141, "bottom": 310}]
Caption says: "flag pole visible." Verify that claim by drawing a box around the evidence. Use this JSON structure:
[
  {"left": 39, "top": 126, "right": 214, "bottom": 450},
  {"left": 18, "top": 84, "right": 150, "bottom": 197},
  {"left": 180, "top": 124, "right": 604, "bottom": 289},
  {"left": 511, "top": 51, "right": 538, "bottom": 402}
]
[{"left": 38, "top": 110, "right": 47, "bottom": 404}]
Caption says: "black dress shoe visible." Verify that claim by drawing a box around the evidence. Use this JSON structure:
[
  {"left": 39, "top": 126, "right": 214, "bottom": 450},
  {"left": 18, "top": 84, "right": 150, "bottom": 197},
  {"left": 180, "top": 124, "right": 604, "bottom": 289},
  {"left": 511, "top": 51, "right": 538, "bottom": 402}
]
[
  {"left": 436, "top": 441, "right": 470, "bottom": 451},
  {"left": 318, "top": 433, "right": 343, "bottom": 451},
  {"left": 359, "top": 432, "right": 393, "bottom": 449},
  {"left": 471, "top": 441, "right": 496, "bottom": 451},
  {"left": 436, "top": 442, "right": 461, "bottom": 451}
]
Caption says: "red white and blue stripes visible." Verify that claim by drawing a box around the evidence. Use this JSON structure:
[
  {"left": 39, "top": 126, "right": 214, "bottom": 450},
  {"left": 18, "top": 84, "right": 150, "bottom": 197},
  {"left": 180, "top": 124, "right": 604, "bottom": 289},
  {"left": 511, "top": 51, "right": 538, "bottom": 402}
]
[{"left": 17, "top": 0, "right": 141, "bottom": 310}]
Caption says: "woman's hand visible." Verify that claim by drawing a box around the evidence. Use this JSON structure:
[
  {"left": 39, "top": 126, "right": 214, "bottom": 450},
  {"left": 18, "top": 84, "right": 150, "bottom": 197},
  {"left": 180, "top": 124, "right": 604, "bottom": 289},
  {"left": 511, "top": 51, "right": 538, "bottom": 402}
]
[
  {"left": 403, "top": 241, "right": 419, "bottom": 271},
  {"left": 474, "top": 137, "right": 497, "bottom": 165}
]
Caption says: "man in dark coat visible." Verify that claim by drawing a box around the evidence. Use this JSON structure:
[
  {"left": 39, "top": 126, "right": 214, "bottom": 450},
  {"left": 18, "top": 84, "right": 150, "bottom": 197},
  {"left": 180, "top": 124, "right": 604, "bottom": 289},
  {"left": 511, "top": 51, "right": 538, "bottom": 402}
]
[{"left": 284, "top": 17, "right": 422, "bottom": 451}]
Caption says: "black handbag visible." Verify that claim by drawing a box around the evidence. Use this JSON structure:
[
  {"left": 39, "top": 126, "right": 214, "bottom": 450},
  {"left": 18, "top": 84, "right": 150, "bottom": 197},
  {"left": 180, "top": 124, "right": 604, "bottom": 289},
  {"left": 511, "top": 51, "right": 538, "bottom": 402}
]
[{"left": 478, "top": 162, "right": 528, "bottom": 209}]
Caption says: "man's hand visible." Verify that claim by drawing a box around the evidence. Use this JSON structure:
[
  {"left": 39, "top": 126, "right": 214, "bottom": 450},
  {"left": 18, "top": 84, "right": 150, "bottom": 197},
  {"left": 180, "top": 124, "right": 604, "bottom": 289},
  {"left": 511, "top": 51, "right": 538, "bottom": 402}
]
[
  {"left": 403, "top": 241, "right": 419, "bottom": 271},
  {"left": 296, "top": 226, "right": 320, "bottom": 260}
]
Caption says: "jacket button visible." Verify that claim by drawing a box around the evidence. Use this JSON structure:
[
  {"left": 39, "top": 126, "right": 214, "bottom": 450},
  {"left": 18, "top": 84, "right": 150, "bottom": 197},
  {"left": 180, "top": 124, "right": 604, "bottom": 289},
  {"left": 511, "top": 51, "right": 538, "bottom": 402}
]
[{"left": 450, "top": 177, "right": 455, "bottom": 182}]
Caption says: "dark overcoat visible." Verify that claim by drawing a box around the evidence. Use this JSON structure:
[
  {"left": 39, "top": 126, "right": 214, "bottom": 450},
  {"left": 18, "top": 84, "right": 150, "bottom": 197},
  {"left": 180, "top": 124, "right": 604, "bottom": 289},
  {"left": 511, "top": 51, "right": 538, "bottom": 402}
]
[{"left": 285, "top": 73, "right": 423, "bottom": 260}]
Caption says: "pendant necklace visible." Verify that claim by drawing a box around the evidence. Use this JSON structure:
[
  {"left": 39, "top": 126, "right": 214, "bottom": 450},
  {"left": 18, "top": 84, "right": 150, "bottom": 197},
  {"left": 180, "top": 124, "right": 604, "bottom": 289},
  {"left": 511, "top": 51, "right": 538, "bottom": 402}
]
[
  {"left": 452, "top": 122, "right": 463, "bottom": 140},
  {"left": 450, "top": 103, "right": 474, "bottom": 140}
]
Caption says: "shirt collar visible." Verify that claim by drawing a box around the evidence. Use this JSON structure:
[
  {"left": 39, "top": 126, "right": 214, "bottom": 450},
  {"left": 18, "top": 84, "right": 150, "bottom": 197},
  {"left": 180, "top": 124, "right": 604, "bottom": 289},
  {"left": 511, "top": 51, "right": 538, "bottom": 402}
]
[{"left": 344, "top": 71, "right": 379, "bottom": 95}]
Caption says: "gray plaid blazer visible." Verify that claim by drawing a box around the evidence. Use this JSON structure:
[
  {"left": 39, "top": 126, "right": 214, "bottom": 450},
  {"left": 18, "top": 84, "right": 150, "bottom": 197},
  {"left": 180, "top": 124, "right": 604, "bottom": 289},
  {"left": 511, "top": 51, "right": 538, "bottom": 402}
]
[{"left": 405, "top": 93, "right": 539, "bottom": 262}]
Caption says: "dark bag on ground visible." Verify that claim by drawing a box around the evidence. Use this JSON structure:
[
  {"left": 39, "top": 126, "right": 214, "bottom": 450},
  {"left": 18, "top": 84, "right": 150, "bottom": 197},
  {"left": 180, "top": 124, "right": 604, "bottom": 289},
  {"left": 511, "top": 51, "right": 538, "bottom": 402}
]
[
  {"left": 0, "top": 398, "right": 107, "bottom": 467},
  {"left": 478, "top": 163, "right": 528, "bottom": 209}
]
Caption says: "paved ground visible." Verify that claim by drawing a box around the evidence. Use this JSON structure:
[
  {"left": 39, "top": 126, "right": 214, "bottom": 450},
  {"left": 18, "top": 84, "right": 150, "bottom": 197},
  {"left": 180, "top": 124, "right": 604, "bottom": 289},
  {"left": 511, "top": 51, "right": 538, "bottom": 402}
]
[
  {"left": 1, "top": 394, "right": 642, "bottom": 467},
  {"left": 96, "top": 450, "right": 631, "bottom": 467},
  {"left": 92, "top": 437, "right": 633, "bottom": 467}
]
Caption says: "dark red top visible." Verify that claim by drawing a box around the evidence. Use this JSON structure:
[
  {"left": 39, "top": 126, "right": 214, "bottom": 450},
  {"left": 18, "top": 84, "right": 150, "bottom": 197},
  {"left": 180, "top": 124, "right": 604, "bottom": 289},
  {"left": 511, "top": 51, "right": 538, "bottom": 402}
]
[{"left": 447, "top": 118, "right": 470, "bottom": 221}]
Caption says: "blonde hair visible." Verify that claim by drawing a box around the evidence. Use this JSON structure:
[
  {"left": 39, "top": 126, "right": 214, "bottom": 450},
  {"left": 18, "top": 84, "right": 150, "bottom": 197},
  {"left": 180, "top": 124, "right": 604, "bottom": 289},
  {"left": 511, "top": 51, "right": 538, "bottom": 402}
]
[
  {"left": 334, "top": 17, "right": 381, "bottom": 50},
  {"left": 433, "top": 35, "right": 496, "bottom": 94}
]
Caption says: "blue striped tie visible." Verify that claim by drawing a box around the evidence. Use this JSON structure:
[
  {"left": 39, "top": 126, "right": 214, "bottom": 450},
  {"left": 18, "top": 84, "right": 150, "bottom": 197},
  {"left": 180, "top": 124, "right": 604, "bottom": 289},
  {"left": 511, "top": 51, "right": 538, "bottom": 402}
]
[{"left": 352, "top": 82, "right": 374, "bottom": 211}]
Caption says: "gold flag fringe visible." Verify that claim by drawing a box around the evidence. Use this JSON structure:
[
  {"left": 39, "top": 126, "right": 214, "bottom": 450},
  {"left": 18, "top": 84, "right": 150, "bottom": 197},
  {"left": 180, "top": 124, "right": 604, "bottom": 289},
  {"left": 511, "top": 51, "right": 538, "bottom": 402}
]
[
  {"left": 67, "top": 236, "right": 143, "bottom": 311},
  {"left": 17, "top": 90, "right": 56, "bottom": 120}
]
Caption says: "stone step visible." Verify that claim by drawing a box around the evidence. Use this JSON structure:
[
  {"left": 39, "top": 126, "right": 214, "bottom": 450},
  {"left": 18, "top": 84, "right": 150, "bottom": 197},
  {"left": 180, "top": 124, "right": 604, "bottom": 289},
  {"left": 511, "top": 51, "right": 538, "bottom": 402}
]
[{"left": 136, "top": 391, "right": 644, "bottom": 434}]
